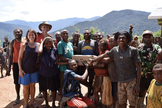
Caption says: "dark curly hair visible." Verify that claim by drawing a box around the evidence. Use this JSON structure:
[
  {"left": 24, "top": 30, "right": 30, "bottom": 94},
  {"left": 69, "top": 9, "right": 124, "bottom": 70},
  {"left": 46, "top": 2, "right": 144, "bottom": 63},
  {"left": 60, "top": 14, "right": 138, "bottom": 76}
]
[{"left": 113, "top": 31, "right": 131, "bottom": 43}]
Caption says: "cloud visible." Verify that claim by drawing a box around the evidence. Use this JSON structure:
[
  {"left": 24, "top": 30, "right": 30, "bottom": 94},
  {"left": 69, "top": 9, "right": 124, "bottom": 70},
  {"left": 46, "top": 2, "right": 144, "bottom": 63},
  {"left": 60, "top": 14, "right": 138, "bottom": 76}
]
[
  {"left": 0, "top": 0, "right": 162, "bottom": 22},
  {"left": 21, "top": 11, "right": 29, "bottom": 15}
]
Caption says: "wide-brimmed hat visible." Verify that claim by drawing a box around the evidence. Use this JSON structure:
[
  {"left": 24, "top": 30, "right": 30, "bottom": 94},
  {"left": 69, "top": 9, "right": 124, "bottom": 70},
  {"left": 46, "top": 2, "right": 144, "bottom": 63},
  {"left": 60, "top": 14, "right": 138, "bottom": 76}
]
[
  {"left": 39, "top": 21, "right": 52, "bottom": 31},
  {"left": 142, "top": 30, "right": 153, "bottom": 36}
]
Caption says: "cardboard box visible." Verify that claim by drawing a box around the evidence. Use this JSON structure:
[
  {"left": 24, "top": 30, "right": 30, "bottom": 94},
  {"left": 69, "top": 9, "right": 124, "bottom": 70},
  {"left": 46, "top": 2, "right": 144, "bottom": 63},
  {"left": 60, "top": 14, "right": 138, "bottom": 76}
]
[{"left": 72, "top": 55, "right": 97, "bottom": 66}]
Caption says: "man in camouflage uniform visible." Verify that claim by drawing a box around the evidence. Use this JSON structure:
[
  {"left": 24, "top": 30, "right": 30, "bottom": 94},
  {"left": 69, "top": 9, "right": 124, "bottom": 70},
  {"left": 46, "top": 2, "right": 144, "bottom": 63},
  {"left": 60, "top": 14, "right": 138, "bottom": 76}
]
[{"left": 137, "top": 30, "right": 162, "bottom": 107}]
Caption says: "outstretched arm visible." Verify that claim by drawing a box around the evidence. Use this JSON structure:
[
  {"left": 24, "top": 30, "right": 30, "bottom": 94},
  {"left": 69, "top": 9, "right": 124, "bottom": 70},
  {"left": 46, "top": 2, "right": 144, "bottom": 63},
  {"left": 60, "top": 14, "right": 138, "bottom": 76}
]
[{"left": 89, "top": 53, "right": 109, "bottom": 65}]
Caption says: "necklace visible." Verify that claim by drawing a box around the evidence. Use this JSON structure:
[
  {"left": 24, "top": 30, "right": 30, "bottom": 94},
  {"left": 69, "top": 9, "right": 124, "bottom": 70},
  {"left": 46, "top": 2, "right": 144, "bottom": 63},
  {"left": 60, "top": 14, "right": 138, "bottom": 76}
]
[
  {"left": 15, "top": 39, "right": 21, "bottom": 43},
  {"left": 28, "top": 42, "right": 35, "bottom": 46}
]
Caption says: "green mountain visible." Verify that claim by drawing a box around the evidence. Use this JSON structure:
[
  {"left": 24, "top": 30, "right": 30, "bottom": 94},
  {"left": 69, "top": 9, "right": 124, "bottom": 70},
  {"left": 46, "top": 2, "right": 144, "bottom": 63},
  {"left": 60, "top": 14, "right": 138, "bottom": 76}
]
[
  {"left": 0, "top": 16, "right": 100, "bottom": 45},
  {"left": 0, "top": 22, "right": 31, "bottom": 45},
  {"left": 51, "top": 9, "right": 161, "bottom": 37}
]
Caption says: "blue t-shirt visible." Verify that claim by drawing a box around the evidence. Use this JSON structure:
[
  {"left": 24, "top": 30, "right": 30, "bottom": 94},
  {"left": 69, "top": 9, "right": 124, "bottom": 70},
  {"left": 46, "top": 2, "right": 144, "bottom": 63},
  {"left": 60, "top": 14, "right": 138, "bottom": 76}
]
[
  {"left": 62, "top": 69, "right": 82, "bottom": 97},
  {"left": 76, "top": 39, "right": 98, "bottom": 55},
  {"left": 39, "top": 47, "right": 59, "bottom": 77},
  {"left": 57, "top": 40, "right": 74, "bottom": 72}
]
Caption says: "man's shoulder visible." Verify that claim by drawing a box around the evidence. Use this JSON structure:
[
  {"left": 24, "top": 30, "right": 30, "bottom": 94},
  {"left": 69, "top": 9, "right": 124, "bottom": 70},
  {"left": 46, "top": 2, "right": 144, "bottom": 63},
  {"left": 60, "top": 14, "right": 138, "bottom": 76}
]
[
  {"left": 68, "top": 39, "right": 73, "bottom": 43},
  {"left": 153, "top": 44, "right": 161, "bottom": 49},
  {"left": 10, "top": 39, "right": 15, "bottom": 46},
  {"left": 64, "top": 69, "right": 77, "bottom": 77},
  {"left": 111, "top": 46, "right": 118, "bottom": 51},
  {"left": 78, "top": 40, "right": 85, "bottom": 44},
  {"left": 129, "top": 45, "right": 138, "bottom": 51},
  {"left": 57, "top": 40, "right": 63, "bottom": 45},
  {"left": 138, "top": 43, "right": 145, "bottom": 47}
]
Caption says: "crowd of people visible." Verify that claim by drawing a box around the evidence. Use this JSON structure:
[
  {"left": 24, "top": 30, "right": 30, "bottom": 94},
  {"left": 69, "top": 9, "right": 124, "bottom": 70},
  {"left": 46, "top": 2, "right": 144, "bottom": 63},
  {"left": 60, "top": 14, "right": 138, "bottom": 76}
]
[{"left": 0, "top": 21, "right": 162, "bottom": 108}]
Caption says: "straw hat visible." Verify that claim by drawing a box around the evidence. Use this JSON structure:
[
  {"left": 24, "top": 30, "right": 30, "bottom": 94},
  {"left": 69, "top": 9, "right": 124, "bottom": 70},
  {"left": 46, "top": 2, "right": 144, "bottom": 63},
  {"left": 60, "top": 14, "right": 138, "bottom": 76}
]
[{"left": 39, "top": 21, "right": 52, "bottom": 31}]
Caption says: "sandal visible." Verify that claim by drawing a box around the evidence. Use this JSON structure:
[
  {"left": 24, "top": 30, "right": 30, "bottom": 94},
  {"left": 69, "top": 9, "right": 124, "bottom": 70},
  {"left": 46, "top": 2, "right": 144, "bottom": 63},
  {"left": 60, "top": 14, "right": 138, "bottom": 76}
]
[{"left": 31, "top": 102, "right": 39, "bottom": 108}]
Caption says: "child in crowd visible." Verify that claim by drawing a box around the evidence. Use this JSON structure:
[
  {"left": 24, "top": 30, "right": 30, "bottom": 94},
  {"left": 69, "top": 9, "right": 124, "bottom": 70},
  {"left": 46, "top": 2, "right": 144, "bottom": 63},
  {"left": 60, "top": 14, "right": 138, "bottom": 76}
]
[
  {"left": 147, "top": 64, "right": 162, "bottom": 108},
  {"left": 60, "top": 60, "right": 95, "bottom": 108},
  {"left": 0, "top": 47, "right": 8, "bottom": 78},
  {"left": 38, "top": 37, "right": 67, "bottom": 108},
  {"left": 93, "top": 38, "right": 113, "bottom": 107},
  {"left": 130, "top": 40, "right": 138, "bottom": 48}
]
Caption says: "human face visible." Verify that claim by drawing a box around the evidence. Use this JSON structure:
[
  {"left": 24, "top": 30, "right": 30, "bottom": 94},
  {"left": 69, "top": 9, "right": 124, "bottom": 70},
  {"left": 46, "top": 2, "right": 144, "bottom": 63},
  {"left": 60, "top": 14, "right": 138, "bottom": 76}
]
[
  {"left": 109, "top": 37, "right": 117, "bottom": 48},
  {"left": 107, "top": 35, "right": 110, "bottom": 39},
  {"left": 73, "top": 33, "right": 80, "bottom": 42},
  {"left": 117, "top": 35, "right": 128, "bottom": 47},
  {"left": 143, "top": 34, "right": 152, "bottom": 45},
  {"left": 156, "top": 37, "right": 160, "bottom": 42},
  {"left": 131, "top": 41, "right": 137, "bottom": 48},
  {"left": 44, "top": 40, "right": 53, "bottom": 50},
  {"left": 4, "top": 37, "right": 8, "bottom": 42},
  {"left": 84, "top": 30, "right": 91, "bottom": 40},
  {"left": 134, "top": 37, "right": 138, "bottom": 40},
  {"left": 55, "top": 33, "right": 61, "bottom": 42},
  {"left": 98, "top": 42, "right": 106, "bottom": 52},
  {"left": 14, "top": 29, "right": 22, "bottom": 39},
  {"left": 96, "top": 33, "right": 103, "bottom": 42},
  {"left": 27, "top": 31, "right": 35, "bottom": 42},
  {"left": 61, "top": 31, "right": 68, "bottom": 42},
  {"left": 41, "top": 25, "right": 50, "bottom": 33},
  {"left": 69, "top": 60, "right": 78, "bottom": 72},
  {"left": 93, "top": 35, "right": 97, "bottom": 40},
  {"left": 153, "top": 69, "right": 162, "bottom": 84}
]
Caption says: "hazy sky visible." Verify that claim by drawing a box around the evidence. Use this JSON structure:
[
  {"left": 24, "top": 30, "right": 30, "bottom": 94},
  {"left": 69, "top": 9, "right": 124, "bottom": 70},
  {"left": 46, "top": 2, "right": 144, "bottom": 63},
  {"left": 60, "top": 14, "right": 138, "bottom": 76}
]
[{"left": 0, "top": 0, "right": 162, "bottom": 22}]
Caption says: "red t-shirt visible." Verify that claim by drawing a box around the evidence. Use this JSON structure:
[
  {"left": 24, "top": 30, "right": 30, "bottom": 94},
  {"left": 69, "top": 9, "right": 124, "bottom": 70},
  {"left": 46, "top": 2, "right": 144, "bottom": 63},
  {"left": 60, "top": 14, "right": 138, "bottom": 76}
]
[
  {"left": 13, "top": 40, "right": 23, "bottom": 63},
  {"left": 54, "top": 41, "right": 58, "bottom": 48},
  {"left": 36, "top": 33, "right": 53, "bottom": 43}
]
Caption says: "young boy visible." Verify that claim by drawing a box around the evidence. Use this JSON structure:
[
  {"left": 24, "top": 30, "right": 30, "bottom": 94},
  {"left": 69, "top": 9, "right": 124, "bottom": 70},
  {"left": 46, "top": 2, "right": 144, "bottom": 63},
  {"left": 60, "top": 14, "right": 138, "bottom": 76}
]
[
  {"left": 90, "top": 31, "right": 141, "bottom": 108},
  {"left": 147, "top": 64, "right": 162, "bottom": 108},
  {"left": 93, "top": 38, "right": 113, "bottom": 107},
  {"left": 60, "top": 60, "right": 95, "bottom": 108}
]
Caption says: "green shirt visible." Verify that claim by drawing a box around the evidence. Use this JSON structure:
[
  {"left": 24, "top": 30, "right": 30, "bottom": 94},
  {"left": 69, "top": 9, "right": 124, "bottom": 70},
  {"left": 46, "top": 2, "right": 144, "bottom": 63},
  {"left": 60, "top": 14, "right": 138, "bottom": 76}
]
[{"left": 57, "top": 40, "right": 74, "bottom": 72}]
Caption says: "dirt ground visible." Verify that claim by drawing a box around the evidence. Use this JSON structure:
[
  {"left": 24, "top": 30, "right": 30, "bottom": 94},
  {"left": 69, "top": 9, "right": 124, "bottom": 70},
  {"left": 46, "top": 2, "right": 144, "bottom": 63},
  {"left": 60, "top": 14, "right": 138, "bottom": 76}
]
[
  {"left": 0, "top": 70, "right": 147, "bottom": 108},
  {"left": 0, "top": 70, "right": 88, "bottom": 108}
]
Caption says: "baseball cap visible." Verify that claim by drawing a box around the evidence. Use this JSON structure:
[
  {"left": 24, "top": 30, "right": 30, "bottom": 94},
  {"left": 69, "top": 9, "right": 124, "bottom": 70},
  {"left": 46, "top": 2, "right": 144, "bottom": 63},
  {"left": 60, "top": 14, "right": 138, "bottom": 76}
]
[{"left": 142, "top": 30, "right": 153, "bottom": 36}]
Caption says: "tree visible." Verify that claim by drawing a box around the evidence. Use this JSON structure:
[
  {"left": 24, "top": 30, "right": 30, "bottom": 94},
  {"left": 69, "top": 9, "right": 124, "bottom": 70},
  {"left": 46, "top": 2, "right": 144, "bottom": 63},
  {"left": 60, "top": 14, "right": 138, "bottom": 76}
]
[
  {"left": 90, "top": 27, "right": 100, "bottom": 39},
  {"left": 153, "top": 30, "right": 161, "bottom": 37}
]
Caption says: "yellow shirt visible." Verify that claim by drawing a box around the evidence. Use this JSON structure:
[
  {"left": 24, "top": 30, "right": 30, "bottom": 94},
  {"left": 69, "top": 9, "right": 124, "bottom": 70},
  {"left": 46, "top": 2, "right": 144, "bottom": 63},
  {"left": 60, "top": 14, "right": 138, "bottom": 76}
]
[{"left": 147, "top": 79, "right": 162, "bottom": 108}]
